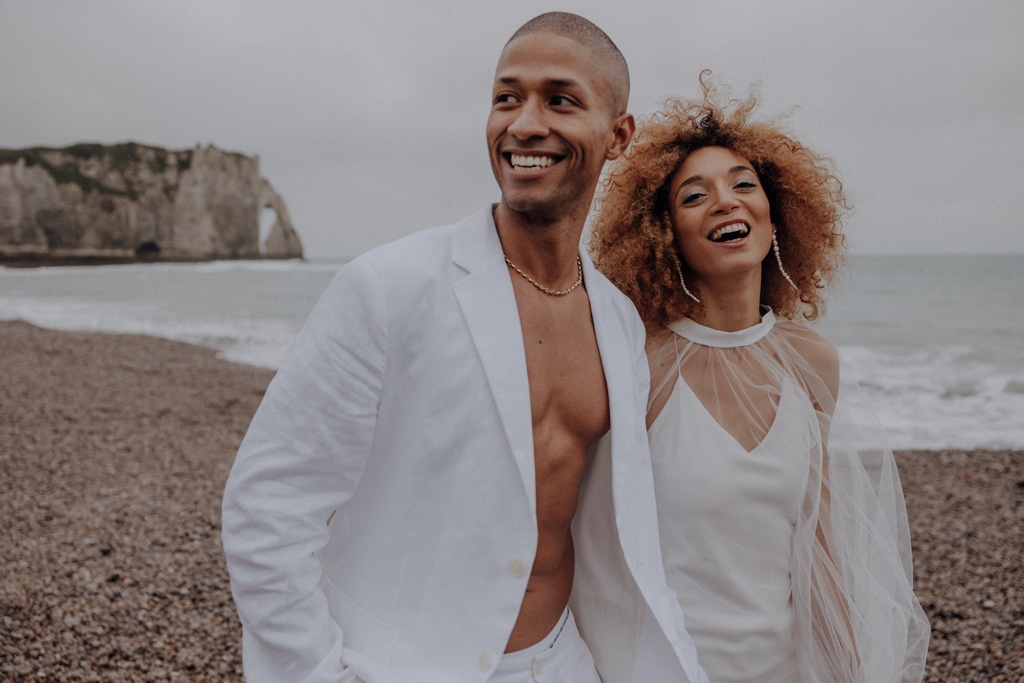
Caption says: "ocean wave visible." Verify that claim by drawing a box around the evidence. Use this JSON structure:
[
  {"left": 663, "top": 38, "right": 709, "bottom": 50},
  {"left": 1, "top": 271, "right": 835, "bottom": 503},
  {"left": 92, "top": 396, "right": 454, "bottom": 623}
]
[{"left": 838, "top": 345, "right": 1024, "bottom": 450}]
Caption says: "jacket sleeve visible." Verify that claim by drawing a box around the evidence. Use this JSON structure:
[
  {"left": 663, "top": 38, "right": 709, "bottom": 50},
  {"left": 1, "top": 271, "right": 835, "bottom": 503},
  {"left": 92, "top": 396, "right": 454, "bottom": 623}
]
[{"left": 221, "top": 258, "right": 387, "bottom": 683}]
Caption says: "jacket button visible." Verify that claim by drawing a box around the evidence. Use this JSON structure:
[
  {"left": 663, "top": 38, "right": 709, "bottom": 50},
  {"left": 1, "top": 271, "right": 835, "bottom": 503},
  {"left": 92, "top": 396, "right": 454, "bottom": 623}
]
[
  {"left": 478, "top": 651, "right": 494, "bottom": 671},
  {"left": 507, "top": 559, "right": 527, "bottom": 578}
]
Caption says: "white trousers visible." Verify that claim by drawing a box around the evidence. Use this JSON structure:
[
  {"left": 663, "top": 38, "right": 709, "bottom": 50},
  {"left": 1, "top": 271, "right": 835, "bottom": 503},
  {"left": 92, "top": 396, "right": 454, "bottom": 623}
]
[{"left": 487, "top": 608, "right": 600, "bottom": 683}]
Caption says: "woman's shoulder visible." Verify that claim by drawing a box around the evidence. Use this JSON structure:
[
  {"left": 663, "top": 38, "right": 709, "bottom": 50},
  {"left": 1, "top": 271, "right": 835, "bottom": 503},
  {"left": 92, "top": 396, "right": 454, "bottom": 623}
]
[{"left": 774, "top": 319, "right": 840, "bottom": 400}]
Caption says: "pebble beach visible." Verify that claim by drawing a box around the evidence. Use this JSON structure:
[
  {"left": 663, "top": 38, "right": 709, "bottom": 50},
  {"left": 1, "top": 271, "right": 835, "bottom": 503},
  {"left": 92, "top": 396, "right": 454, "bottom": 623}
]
[{"left": 1, "top": 321, "right": 1021, "bottom": 682}]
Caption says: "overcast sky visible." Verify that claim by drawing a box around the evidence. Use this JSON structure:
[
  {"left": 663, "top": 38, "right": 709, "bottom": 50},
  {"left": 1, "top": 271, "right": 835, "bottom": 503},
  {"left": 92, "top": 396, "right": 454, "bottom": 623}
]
[{"left": 2, "top": 1, "right": 1022, "bottom": 259}]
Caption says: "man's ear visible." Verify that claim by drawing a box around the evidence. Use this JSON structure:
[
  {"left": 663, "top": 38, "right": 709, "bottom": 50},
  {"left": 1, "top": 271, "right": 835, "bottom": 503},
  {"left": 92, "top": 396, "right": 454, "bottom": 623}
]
[{"left": 606, "top": 113, "right": 636, "bottom": 161}]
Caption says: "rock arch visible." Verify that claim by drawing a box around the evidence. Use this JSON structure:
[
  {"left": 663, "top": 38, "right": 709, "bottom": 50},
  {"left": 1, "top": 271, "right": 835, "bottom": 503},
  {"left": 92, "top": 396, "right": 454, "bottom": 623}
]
[{"left": 257, "top": 179, "right": 302, "bottom": 258}]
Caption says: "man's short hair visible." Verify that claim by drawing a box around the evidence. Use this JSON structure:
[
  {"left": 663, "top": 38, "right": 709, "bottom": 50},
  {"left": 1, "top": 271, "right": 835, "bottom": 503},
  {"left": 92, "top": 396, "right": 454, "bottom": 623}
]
[{"left": 506, "top": 12, "right": 630, "bottom": 114}]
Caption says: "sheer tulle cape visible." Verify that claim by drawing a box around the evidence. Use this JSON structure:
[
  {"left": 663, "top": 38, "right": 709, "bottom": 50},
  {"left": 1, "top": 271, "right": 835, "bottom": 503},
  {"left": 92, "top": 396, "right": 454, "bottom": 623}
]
[{"left": 647, "top": 315, "right": 930, "bottom": 682}]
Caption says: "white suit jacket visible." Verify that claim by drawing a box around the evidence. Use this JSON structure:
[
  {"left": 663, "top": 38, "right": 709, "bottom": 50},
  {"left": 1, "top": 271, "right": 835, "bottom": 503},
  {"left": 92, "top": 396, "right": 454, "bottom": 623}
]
[{"left": 221, "top": 206, "right": 707, "bottom": 683}]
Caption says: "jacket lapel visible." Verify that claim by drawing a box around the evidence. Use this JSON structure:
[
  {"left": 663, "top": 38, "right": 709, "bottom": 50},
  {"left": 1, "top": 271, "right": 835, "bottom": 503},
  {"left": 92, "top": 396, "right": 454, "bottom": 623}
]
[
  {"left": 583, "top": 253, "right": 647, "bottom": 565},
  {"left": 583, "top": 251, "right": 632, "bottom": 463},
  {"left": 452, "top": 207, "right": 536, "bottom": 515}
]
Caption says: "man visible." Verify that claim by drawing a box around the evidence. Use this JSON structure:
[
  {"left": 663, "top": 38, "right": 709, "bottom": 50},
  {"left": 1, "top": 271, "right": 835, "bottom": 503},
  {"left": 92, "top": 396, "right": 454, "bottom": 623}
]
[{"left": 222, "top": 12, "right": 707, "bottom": 683}]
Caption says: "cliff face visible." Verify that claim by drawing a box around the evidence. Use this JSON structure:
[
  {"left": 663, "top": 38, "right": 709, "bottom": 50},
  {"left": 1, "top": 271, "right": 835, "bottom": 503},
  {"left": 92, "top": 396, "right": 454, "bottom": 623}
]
[{"left": 0, "top": 143, "right": 302, "bottom": 263}]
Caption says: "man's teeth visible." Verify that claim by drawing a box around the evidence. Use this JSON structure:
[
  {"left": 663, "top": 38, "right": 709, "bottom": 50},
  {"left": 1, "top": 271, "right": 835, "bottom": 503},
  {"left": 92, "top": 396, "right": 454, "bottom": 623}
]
[
  {"left": 510, "top": 154, "right": 554, "bottom": 169},
  {"left": 710, "top": 223, "right": 750, "bottom": 242}
]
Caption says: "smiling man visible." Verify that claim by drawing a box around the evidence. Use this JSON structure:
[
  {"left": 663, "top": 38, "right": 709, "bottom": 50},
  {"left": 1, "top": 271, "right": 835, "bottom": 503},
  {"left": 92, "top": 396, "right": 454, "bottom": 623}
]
[{"left": 222, "top": 12, "right": 707, "bottom": 683}]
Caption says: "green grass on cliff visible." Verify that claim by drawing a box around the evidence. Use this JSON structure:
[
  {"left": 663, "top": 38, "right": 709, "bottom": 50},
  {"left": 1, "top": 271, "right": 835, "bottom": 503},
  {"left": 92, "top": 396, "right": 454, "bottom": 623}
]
[{"left": 0, "top": 143, "right": 195, "bottom": 200}]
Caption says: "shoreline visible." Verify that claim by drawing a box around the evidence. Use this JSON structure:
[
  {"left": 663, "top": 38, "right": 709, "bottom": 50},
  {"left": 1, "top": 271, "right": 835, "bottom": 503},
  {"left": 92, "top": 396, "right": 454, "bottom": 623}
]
[
  {"left": 0, "top": 255, "right": 308, "bottom": 268},
  {"left": 0, "top": 321, "right": 1020, "bottom": 681}
]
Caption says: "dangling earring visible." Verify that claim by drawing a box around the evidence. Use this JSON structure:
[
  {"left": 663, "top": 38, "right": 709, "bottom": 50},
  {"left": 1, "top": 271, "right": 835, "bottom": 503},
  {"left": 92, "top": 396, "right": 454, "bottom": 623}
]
[
  {"left": 676, "top": 262, "right": 701, "bottom": 303},
  {"left": 772, "top": 229, "right": 798, "bottom": 290}
]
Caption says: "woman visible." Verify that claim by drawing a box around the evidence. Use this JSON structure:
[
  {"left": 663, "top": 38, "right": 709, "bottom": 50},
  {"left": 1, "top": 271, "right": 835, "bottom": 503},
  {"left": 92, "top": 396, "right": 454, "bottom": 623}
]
[{"left": 590, "top": 77, "right": 929, "bottom": 682}]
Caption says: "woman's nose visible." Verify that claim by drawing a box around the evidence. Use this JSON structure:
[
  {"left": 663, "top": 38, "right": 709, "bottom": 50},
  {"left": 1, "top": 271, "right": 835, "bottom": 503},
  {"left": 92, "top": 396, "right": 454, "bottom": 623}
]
[{"left": 709, "top": 186, "right": 739, "bottom": 213}]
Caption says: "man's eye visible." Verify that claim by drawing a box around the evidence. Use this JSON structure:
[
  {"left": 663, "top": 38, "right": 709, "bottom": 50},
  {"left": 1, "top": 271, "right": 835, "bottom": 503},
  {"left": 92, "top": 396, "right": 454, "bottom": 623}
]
[
  {"left": 551, "top": 95, "right": 575, "bottom": 106},
  {"left": 494, "top": 93, "right": 518, "bottom": 105}
]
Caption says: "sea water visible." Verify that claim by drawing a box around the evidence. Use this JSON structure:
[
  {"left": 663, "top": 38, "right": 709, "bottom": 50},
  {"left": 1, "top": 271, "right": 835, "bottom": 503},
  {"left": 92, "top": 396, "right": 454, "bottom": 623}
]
[
  {"left": 815, "top": 254, "right": 1024, "bottom": 450},
  {"left": 2, "top": 254, "right": 1022, "bottom": 450}
]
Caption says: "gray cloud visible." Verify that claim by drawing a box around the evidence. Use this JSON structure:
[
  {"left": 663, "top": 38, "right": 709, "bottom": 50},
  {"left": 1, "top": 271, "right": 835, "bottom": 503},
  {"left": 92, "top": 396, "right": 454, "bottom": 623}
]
[{"left": 1, "top": 0, "right": 1021, "bottom": 258}]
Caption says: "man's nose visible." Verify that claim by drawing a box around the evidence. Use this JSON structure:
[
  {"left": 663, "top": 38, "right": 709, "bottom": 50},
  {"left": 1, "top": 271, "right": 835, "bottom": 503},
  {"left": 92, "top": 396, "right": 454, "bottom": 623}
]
[{"left": 507, "top": 98, "right": 548, "bottom": 139}]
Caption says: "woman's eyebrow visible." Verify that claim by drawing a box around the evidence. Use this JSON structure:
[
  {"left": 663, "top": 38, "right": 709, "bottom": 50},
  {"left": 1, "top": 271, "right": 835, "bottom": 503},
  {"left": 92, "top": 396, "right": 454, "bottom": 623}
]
[{"left": 678, "top": 165, "right": 755, "bottom": 188}]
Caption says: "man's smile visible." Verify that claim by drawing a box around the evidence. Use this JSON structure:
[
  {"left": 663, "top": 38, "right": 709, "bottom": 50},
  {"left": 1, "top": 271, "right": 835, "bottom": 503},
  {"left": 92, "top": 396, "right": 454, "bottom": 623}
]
[{"left": 509, "top": 153, "right": 556, "bottom": 170}]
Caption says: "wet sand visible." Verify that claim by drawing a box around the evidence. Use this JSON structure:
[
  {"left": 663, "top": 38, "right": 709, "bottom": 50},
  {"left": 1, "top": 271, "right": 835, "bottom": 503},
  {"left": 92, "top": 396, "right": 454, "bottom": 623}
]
[{"left": 0, "top": 321, "right": 1020, "bottom": 682}]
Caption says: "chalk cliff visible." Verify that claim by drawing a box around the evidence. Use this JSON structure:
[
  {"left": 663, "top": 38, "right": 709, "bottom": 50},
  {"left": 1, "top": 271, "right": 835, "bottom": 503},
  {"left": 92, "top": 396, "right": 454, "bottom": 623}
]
[{"left": 0, "top": 142, "right": 302, "bottom": 263}]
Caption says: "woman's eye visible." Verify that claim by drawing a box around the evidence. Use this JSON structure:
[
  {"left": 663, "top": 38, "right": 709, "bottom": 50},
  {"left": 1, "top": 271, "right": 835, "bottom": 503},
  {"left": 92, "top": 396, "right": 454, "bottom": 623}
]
[
  {"left": 734, "top": 180, "right": 757, "bottom": 190},
  {"left": 681, "top": 191, "right": 705, "bottom": 205}
]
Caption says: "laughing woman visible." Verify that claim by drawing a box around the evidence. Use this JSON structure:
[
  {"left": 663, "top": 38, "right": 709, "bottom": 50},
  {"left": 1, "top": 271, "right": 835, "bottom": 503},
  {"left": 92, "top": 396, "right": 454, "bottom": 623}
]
[{"left": 590, "top": 77, "right": 930, "bottom": 683}]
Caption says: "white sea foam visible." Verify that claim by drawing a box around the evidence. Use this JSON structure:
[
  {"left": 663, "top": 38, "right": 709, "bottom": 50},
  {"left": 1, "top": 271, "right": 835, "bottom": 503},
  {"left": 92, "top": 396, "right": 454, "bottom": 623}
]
[
  {"left": 839, "top": 345, "right": 1024, "bottom": 450},
  {"left": 0, "top": 292, "right": 300, "bottom": 368},
  {"left": 0, "top": 261, "right": 335, "bottom": 369}
]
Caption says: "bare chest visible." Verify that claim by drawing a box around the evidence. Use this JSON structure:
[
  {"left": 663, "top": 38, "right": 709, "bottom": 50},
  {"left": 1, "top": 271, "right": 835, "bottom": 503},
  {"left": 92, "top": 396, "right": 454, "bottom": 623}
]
[{"left": 515, "top": 287, "right": 610, "bottom": 444}]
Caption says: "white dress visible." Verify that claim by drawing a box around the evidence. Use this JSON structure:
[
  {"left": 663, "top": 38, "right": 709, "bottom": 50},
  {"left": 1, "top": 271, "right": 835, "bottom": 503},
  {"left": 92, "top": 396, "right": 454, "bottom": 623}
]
[{"left": 646, "top": 310, "right": 929, "bottom": 683}]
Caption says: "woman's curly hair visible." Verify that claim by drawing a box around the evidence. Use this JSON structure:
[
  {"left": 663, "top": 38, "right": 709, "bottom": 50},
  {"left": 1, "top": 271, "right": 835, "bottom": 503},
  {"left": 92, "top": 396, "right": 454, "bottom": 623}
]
[{"left": 590, "top": 72, "right": 848, "bottom": 329}]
